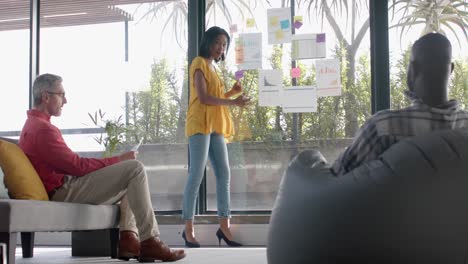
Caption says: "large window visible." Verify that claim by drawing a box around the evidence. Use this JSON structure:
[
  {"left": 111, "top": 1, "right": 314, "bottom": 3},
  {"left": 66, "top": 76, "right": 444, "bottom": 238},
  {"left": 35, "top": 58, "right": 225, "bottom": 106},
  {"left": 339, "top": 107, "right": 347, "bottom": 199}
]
[
  {"left": 39, "top": 0, "right": 188, "bottom": 211},
  {"left": 0, "top": 16, "right": 29, "bottom": 136},
  {"left": 1, "top": 0, "right": 397, "bottom": 216},
  {"left": 0, "top": 7, "right": 29, "bottom": 199},
  {"left": 205, "top": 0, "right": 371, "bottom": 211}
]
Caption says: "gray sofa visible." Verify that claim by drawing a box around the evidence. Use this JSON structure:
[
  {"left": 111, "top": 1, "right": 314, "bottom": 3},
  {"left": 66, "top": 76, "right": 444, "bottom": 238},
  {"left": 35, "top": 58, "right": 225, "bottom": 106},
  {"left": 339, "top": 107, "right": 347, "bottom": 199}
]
[
  {"left": 267, "top": 129, "right": 468, "bottom": 264},
  {"left": 0, "top": 137, "right": 120, "bottom": 264}
]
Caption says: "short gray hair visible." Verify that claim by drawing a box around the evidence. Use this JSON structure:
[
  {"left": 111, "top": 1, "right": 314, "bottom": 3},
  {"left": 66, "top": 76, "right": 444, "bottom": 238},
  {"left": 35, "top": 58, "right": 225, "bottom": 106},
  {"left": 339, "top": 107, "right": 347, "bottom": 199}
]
[{"left": 32, "top": 73, "right": 63, "bottom": 106}]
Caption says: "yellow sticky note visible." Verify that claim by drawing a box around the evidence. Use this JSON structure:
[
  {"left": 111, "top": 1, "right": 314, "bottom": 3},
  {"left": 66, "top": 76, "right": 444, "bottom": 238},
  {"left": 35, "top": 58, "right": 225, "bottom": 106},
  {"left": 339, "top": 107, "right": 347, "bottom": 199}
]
[
  {"left": 246, "top": 18, "right": 255, "bottom": 28},
  {"left": 294, "top": 16, "right": 303, "bottom": 23},
  {"left": 275, "top": 30, "right": 284, "bottom": 39},
  {"left": 269, "top": 16, "right": 279, "bottom": 27}
]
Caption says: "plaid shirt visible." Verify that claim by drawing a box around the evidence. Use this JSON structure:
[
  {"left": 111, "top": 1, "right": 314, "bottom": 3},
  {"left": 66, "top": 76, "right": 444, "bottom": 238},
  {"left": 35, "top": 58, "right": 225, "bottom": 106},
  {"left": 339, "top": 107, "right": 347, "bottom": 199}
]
[{"left": 331, "top": 91, "right": 468, "bottom": 175}]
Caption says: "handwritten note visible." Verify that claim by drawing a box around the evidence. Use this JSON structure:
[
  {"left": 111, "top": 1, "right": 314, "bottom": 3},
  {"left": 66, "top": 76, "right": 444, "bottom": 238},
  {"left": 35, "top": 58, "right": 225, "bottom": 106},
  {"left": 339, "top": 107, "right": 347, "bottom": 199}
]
[{"left": 316, "top": 59, "right": 341, "bottom": 97}]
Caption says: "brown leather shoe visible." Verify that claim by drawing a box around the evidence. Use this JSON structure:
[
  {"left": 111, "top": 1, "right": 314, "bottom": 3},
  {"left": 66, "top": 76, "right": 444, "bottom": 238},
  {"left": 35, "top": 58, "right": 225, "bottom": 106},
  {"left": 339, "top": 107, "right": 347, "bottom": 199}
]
[
  {"left": 118, "top": 231, "right": 140, "bottom": 261},
  {"left": 139, "top": 237, "right": 186, "bottom": 262}
]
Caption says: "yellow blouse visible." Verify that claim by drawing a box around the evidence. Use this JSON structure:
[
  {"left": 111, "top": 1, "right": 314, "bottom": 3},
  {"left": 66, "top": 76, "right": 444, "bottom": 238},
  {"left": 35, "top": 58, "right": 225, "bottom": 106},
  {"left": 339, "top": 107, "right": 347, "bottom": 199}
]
[{"left": 185, "top": 56, "right": 234, "bottom": 139}]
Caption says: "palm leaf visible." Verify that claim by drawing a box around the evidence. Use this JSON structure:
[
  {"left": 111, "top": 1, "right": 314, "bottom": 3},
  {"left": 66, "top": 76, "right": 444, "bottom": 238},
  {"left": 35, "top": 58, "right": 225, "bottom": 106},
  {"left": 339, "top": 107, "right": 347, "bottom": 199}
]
[
  {"left": 390, "top": 0, "right": 468, "bottom": 47},
  {"left": 230, "top": 0, "right": 258, "bottom": 28},
  {"left": 136, "top": 0, "right": 258, "bottom": 49},
  {"left": 444, "top": 17, "right": 468, "bottom": 39},
  {"left": 440, "top": 20, "right": 464, "bottom": 45},
  {"left": 299, "top": 0, "right": 359, "bottom": 30}
]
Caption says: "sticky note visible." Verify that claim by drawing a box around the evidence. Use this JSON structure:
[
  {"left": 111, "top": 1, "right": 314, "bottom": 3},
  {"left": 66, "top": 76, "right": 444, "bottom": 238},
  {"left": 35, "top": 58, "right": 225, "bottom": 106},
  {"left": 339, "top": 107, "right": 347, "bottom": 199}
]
[
  {"left": 235, "top": 70, "right": 245, "bottom": 80},
  {"left": 269, "top": 16, "right": 279, "bottom": 27},
  {"left": 246, "top": 18, "right": 255, "bottom": 28},
  {"left": 230, "top": 24, "right": 238, "bottom": 34},
  {"left": 275, "top": 30, "right": 284, "bottom": 39},
  {"left": 280, "top": 19, "right": 290, "bottom": 30},
  {"left": 317, "top": 33, "right": 326, "bottom": 43},
  {"left": 291, "top": 67, "right": 301, "bottom": 78},
  {"left": 294, "top": 16, "right": 303, "bottom": 23},
  {"left": 294, "top": 21, "right": 303, "bottom": 29}
]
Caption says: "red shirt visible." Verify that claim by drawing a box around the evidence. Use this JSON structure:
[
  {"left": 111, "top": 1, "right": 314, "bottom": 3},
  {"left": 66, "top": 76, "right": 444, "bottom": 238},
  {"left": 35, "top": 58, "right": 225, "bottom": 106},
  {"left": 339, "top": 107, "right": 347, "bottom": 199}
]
[{"left": 19, "top": 109, "right": 119, "bottom": 192}]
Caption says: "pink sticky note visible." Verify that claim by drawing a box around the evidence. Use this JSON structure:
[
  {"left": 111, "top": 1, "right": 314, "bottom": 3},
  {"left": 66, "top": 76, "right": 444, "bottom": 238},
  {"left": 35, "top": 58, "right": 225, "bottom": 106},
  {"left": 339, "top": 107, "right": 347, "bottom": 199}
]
[
  {"left": 235, "top": 70, "right": 245, "bottom": 80},
  {"left": 230, "top": 24, "right": 238, "bottom": 34},
  {"left": 291, "top": 68, "right": 301, "bottom": 78}
]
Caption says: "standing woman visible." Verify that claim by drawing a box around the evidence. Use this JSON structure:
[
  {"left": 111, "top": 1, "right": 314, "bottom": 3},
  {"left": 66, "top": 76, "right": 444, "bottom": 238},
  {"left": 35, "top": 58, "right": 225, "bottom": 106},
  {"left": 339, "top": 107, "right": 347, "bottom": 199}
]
[{"left": 182, "top": 26, "right": 250, "bottom": 248}]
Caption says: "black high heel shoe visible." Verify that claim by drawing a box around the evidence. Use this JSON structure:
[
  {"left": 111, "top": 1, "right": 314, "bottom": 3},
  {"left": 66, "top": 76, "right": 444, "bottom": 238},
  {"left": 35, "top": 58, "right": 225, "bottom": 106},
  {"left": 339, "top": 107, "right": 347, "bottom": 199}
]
[
  {"left": 216, "top": 228, "right": 242, "bottom": 247},
  {"left": 182, "top": 230, "right": 201, "bottom": 248}
]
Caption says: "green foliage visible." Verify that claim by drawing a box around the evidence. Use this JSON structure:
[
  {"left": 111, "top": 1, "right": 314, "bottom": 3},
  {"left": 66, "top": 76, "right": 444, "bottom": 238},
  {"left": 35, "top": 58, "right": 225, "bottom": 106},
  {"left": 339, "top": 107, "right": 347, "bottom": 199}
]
[
  {"left": 449, "top": 58, "right": 468, "bottom": 108},
  {"left": 88, "top": 109, "right": 127, "bottom": 157},
  {"left": 390, "top": 46, "right": 412, "bottom": 110},
  {"left": 353, "top": 54, "right": 372, "bottom": 124},
  {"left": 127, "top": 58, "right": 182, "bottom": 144},
  {"left": 125, "top": 52, "right": 468, "bottom": 146},
  {"left": 126, "top": 1, "right": 466, "bottom": 144},
  {"left": 127, "top": 0, "right": 468, "bottom": 147},
  {"left": 297, "top": 0, "right": 371, "bottom": 137},
  {"left": 390, "top": 0, "right": 468, "bottom": 46}
]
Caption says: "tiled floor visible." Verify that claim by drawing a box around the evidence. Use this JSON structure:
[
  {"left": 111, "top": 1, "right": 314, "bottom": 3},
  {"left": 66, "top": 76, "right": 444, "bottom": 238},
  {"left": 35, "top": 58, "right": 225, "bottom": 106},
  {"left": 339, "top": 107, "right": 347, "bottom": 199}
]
[{"left": 15, "top": 247, "right": 267, "bottom": 264}]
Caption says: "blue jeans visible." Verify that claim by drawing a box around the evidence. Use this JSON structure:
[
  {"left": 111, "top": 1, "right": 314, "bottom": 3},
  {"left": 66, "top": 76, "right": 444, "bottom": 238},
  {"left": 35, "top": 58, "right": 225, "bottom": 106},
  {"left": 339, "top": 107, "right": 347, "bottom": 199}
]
[{"left": 182, "top": 133, "right": 231, "bottom": 220}]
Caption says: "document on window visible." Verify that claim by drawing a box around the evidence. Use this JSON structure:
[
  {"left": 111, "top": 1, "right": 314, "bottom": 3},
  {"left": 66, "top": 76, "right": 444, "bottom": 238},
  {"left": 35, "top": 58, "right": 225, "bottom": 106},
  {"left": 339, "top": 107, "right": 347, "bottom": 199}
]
[
  {"left": 267, "top": 8, "right": 292, "bottom": 44},
  {"left": 235, "top": 33, "right": 262, "bottom": 70},
  {"left": 131, "top": 138, "right": 144, "bottom": 151},
  {"left": 258, "top": 69, "right": 283, "bottom": 106},
  {"left": 282, "top": 86, "right": 317, "bottom": 113},
  {"left": 291, "top": 33, "right": 326, "bottom": 60},
  {"left": 316, "top": 58, "right": 341, "bottom": 97}
]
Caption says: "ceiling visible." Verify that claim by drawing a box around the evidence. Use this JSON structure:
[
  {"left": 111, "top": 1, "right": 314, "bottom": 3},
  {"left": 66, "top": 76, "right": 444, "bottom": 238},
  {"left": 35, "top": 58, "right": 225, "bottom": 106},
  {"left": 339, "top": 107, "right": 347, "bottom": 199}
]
[{"left": 0, "top": 0, "right": 165, "bottom": 31}]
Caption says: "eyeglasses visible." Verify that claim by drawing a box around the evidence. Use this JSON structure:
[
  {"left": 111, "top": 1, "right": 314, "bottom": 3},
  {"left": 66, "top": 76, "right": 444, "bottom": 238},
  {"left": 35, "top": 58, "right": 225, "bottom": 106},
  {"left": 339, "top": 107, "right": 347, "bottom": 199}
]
[{"left": 46, "top": 91, "right": 66, "bottom": 98}]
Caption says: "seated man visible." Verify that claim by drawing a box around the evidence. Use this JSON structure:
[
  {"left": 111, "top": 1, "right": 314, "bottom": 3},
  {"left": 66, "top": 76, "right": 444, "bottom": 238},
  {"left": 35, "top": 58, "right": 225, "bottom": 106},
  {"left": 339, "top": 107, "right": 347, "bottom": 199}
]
[
  {"left": 19, "top": 73, "right": 185, "bottom": 262},
  {"left": 329, "top": 32, "right": 468, "bottom": 175}
]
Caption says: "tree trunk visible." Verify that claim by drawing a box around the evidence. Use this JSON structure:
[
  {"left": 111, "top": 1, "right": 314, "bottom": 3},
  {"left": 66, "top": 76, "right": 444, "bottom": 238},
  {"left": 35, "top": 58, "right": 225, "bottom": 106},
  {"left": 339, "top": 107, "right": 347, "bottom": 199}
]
[
  {"left": 321, "top": 0, "right": 369, "bottom": 138},
  {"left": 155, "top": 99, "right": 161, "bottom": 142},
  {"left": 298, "top": 113, "right": 303, "bottom": 140},
  {"left": 344, "top": 49, "right": 359, "bottom": 137},
  {"left": 332, "top": 96, "right": 341, "bottom": 138},
  {"left": 275, "top": 106, "right": 283, "bottom": 134}
]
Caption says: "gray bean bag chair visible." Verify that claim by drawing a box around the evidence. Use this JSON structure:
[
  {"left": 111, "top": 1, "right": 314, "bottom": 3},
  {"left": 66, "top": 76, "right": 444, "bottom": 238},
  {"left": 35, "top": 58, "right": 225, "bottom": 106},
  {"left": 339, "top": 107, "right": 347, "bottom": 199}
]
[{"left": 267, "top": 129, "right": 468, "bottom": 264}]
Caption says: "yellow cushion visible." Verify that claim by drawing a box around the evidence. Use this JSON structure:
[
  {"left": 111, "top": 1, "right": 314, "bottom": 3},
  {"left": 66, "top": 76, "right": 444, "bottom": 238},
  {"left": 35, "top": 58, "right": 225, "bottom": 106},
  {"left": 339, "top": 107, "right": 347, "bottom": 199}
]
[{"left": 0, "top": 139, "right": 49, "bottom": 200}]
